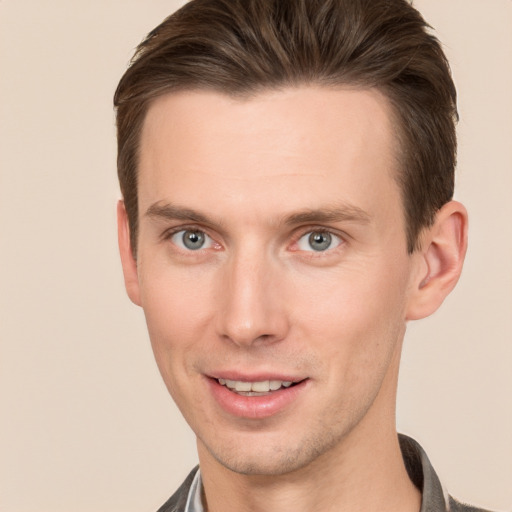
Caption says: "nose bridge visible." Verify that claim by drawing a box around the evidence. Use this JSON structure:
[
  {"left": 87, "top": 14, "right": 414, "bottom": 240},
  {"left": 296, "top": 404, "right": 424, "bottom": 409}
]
[{"left": 217, "top": 242, "right": 287, "bottom": 347}]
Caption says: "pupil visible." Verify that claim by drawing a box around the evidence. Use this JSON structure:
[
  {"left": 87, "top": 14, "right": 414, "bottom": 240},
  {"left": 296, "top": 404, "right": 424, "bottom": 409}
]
[
  {"left": 309, "top": 232, "right": 331, "bottom": 251},
  {"left": 183, "top": 230, "right": 204, "bottom": 250}
]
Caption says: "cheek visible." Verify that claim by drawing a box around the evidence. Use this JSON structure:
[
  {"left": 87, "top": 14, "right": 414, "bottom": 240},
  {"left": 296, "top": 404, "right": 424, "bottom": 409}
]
[
  {"left": 298, "top": 260, "right": 408, "bottom": 326},
  {"left": 292, "top": 261, "right": 409, "bottom": 369},
  {"left": 137, "top": 262, "right": 221, "bottom": 418},
  {"left": 137, "top": 260, "right": 217, "bottom": 367},
  {"left": 298, "top": 270, "right": 407, "bottom": 419}
]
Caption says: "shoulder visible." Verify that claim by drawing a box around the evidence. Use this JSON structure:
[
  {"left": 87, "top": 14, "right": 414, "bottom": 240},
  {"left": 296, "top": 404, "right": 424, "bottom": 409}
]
[{"left": 156, "top": 467, "right": 199, "bottom": 512}]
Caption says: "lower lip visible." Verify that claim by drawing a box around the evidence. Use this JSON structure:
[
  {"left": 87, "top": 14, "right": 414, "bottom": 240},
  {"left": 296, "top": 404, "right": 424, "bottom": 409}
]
[{"left": 206, "top": 378, "right": 308, "bottom": 419}]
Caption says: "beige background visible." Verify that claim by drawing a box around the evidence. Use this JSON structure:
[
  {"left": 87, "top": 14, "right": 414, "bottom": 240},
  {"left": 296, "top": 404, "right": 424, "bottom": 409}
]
[{"left": 0, "top": 1, "right": 511, "bottom": 511}]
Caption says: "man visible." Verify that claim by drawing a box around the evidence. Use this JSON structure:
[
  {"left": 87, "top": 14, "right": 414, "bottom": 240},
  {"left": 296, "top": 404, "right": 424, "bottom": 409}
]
[{"left": 114, "top": 1, "right": 491, "bottom": 511}]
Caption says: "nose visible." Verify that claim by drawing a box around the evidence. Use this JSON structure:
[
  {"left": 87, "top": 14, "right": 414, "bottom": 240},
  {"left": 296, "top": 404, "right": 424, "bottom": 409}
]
[{"left": 216, "top": 248, "right": 290, "bottom": 348}]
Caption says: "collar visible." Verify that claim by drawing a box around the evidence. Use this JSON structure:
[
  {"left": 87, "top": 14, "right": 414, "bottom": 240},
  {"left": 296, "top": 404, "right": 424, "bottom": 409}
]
[
  {"left": 184, "top": 469, "right": 204, "bottom": 512},
  {"left": 399, "top": 434, "right": 450, "bottom": 512}
]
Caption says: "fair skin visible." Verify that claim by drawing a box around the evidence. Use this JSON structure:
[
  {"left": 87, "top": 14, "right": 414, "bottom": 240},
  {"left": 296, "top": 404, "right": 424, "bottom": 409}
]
[{"left": 118, "top": 86, "right": 467, "bottom": 512}]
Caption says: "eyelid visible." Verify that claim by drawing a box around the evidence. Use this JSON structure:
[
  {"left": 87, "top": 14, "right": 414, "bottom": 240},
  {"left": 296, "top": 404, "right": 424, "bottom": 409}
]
[
  {"left": 290, "top": 227, "right": 345, "bottom": 253},
  {"left": 161, "top": 223, "right": 208, "bottom": 240},
  {"left": 159, "top": 223, "right": 346, "bottom": 254},
  {"left": 161, "top": 224, "right": 221, "bottom": 251}
]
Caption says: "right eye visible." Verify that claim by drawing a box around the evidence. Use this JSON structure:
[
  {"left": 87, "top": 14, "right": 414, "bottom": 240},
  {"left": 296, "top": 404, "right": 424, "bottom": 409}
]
[{"left": 171, "top": 229, "right": 214, "bottom": 251}]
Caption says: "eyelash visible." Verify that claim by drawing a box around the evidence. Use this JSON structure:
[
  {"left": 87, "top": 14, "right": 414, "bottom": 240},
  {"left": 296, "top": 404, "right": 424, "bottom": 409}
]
[
  {"left": 162, "top": 225, "right": 219, "bottom": 250},
  {"left": 291, "top": 227, "right": 345, "bottom": 255},
  {"left": 161, "top": 225, "right": 345, "bottom": 255}
]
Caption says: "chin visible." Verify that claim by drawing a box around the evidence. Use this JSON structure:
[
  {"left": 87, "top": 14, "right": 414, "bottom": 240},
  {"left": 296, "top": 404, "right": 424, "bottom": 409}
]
[
  {"left": 212, "top": 451, "right": 311, "bottom": 476},
  {"left": 201, "top": 430, "right": 343, "bottom": 477}
]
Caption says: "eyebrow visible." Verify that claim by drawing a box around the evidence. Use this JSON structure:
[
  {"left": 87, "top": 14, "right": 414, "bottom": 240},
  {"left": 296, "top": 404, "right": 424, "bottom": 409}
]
[
  {"left": 283, "top": 205, "right": 371, "bottom": 225},
  {"left": 145, "top": 202, "right": 216, "bottom": 225},
  {"left": 145, "top": 201, "right": 371, "bottom": 227}
]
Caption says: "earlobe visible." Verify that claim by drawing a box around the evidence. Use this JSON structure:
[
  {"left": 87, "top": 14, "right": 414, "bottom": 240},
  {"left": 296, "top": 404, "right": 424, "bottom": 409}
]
[
  {"left": 406, "top": 201, "right": 468, "bottom": 320},
  {"left": 117, "top": 200, "right": 142, "bottom": 306}
]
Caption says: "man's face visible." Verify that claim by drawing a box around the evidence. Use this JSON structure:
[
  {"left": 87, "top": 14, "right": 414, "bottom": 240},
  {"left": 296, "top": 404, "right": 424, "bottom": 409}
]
[{"left": 124, "top": 86, "right": 424, "bottom": 476}]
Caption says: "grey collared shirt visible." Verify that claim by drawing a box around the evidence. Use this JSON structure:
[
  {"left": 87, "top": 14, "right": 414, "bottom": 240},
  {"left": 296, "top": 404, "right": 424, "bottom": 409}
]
[
  {"left": 159, "top": 434, "right": 493, "bottom": 512},
  {"left": 183, "top": 469, "right": 203, "bottom": 512}
]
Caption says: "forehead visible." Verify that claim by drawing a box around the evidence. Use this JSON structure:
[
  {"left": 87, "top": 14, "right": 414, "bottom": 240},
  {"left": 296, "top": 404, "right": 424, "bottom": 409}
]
[{"left": 138, "top": 86, "right": 402, "bottom": 228}]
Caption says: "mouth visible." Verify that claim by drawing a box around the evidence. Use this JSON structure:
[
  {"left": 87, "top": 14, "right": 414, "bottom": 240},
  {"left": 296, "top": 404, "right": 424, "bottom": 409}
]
[
  {"left": 207, "top": 374, "right": 308, "bottom": 418},
  {"left": 217, "top": 378, "right": 299, "bottom": 396}
]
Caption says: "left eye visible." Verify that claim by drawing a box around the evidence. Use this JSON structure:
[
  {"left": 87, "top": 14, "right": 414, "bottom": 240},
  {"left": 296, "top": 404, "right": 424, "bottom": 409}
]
[
  {"left": 296, "top": 231, "right": 342, "bottom": 252},
  {"left": 171, "top": 229, "right": 214, "bottom": 251}
]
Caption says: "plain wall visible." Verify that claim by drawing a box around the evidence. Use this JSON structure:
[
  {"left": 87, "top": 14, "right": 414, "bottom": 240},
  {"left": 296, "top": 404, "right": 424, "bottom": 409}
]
[{"left": 0, "top": 1, "right": 510, "bottom": 511}]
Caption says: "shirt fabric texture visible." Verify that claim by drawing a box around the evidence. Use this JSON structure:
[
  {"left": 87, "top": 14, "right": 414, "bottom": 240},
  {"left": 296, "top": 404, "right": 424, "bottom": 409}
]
[{"left": 156, "top": 434, "right": 493, "bottom": 512}]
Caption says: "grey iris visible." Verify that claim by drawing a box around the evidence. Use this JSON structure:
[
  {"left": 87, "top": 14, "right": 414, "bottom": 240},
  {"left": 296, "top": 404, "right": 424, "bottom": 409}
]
[
  {"left": 309, "top": 232, "right": 332, "bottom": 251},
  {"left": 182, "top": 230, "right": 205, "bottom": 250}
]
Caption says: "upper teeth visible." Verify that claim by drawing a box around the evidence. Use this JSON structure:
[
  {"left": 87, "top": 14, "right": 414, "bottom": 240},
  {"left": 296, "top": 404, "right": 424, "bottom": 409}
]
[{"left": 218, "top": 379, "right": 293, "bottom": 392}]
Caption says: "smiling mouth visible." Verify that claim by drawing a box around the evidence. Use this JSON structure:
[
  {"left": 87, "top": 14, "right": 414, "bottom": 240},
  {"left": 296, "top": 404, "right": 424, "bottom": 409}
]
[{"left": 217, "top": 378, "right": 301, "bottom": 396}]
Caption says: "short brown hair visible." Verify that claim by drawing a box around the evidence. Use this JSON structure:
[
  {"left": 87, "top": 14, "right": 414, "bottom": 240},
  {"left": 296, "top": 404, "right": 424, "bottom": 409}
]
[{"left": 114, "top": 0, "right": 457, "bottom": 255}]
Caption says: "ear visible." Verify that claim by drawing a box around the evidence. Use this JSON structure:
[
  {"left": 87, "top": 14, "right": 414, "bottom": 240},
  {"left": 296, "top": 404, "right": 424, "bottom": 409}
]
[
  {"left": 117, "top": 200, "right": 142, "bottom": 306},
  {"left": 406, "top": 201, "right": 468, "bottom": 320}
]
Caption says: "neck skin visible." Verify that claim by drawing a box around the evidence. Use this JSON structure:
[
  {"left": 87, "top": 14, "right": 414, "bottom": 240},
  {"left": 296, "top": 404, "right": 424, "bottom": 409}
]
[{"left": 197, "top": 341, "right": 421, "bottom": 512}]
